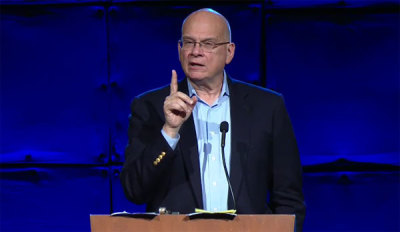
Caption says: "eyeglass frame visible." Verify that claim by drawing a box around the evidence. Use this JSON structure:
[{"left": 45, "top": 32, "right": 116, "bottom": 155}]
[{"left": 178, "top": 39, "right": 231, "bottom": 53}]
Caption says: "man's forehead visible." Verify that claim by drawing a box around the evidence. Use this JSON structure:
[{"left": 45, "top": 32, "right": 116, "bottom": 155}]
[
  {"left": 182, "top": 30, "right": 222, "bottom": 42},
  {"left": 182, "top": 35, "right": 219, "bottom": 41},
  {"left": 181, "top": 9, "right": 231, "bottom": 41},
  {"left": 183, "top": 14, "right": 225, "bottom": 36}
]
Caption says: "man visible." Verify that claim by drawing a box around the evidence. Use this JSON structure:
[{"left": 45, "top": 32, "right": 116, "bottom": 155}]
[{"left": 121, "top": 8, "right": 306, "bottom": 231}]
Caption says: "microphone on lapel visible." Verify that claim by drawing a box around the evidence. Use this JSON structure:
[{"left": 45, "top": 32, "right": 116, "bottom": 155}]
[{"left": 220, "top": 121, "right": 236, "bottom": 211}]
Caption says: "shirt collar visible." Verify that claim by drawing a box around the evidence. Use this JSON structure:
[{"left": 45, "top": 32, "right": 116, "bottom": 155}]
[{"left": 187, "top": 70, "right": 230, "bottom": 98}]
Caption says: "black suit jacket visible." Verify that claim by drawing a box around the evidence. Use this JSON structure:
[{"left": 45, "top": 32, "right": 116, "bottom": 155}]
[{"left": 121, "top": 77, "right": 306, "bottom": 230}]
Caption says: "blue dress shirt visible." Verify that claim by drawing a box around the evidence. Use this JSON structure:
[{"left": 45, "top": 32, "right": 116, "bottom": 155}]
[{"left": 162, "top": 73, "right": 231, "bottom": 212}]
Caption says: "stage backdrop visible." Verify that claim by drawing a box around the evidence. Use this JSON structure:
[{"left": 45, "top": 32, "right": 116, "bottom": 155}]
[{"left": 1, "top": 0, "right": 399, "bottom": 231}]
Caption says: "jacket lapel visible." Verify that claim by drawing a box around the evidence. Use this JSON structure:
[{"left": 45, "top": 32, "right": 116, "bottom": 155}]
[
  {"left": 228, "top": 78, "right": 251, "bottom": 210},
  {"left": 177, "top": 79, "right": 203, "bottom": 209}
]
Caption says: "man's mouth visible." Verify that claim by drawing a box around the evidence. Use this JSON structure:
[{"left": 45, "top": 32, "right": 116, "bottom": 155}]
[{"left": 189, "top": 62, "right": 205, "bottom": 67}]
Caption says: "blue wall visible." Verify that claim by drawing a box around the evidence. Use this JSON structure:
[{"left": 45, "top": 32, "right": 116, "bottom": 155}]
[{"left": 1, "top": 1, "right": 399, "bottom": 231}]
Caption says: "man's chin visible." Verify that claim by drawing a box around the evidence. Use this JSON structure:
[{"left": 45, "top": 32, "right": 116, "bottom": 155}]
[{"left": 187, "top": 73, "right": 207, "bottom": 81}]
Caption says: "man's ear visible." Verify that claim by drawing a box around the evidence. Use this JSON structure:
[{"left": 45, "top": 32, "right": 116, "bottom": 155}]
[
  {"left": 178, "top": 42, "right": 182, "bottom": 62},
  {"left": 225, "top": 43, "right": 235, "bottom": 64}
]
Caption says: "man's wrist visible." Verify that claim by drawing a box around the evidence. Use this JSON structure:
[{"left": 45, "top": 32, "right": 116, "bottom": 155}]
[
  {"left": 161, "top": 128, "right": 180, "bottom": 150},
  {"left": 162, "top": 124, "right": 180, "bottom": 138}
]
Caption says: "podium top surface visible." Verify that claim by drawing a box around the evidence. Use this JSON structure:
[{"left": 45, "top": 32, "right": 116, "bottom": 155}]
[{"left": 90, "top": 214, "right": 295, "bottom": 232}]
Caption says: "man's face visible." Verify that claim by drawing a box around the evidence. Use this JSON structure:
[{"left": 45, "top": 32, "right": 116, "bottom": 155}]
[{"left": 179, "top": 12, "right": 235, "bottom": 83}]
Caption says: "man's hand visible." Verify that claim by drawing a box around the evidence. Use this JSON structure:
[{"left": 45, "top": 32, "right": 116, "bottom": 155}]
[{"left": 163, "top": 70, "right": 197, "bottom": 138}]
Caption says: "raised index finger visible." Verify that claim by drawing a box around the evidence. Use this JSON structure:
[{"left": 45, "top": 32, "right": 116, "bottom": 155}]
[{"left": 170, "top": 69, "right": 178, "bottom": 94}]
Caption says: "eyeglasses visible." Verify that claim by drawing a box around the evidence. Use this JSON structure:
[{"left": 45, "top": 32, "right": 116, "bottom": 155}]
[{"left": 178, "top": 39, "right": 230, "bottom": 53}]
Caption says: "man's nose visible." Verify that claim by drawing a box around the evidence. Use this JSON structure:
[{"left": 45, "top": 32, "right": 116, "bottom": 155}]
[{"left": 191, "top": 42, "right": 203, "bottom": 55}]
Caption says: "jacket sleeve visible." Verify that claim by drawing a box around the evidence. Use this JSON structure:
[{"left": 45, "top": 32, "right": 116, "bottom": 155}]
[
  {"left": 270, "top": 96, "right": 306, "bottom": 231},
  {"left": 120, "top": 96, "right": 178, "bottom": 205}
]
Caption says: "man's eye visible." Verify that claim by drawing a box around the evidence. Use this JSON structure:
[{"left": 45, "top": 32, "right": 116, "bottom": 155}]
[
  {"left": 184, "top": 41, "right": 194, "bottom": 45},
  {"left": 203, "top": 42, "right": 215, "bottom": 47}
]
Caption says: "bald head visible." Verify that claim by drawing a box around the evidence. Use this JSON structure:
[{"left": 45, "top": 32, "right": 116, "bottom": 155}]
[
  {"left": 181, "top": 8, "right": 232, "bottom": 42},
  {"left": 178, "top": 8, "right": 236, "bottom": 85}
]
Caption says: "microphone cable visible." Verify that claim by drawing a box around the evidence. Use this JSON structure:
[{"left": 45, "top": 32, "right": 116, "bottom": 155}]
[{"left": 220, "top": 121, "right": 236, "bottom": 211}]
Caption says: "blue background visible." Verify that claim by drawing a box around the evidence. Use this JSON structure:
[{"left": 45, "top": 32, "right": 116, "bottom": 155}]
[{"left": 0, "top": 0, "right": 399, "bottom": 231}]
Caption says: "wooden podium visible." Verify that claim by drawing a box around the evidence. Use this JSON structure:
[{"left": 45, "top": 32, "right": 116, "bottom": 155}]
[{"left": 90, "top": 214, "right": 295, "bottom": 232}]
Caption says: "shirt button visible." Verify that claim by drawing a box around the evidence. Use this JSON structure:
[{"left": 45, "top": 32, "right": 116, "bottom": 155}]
[
  {"left": 213, "top": 181, "right": 217, "bottom": 186},
  {"left": 212, "top": 156, "right": 216, "bottom": 161},
  {"left": 214, "top": 208, "right": 218, "bottom": 211}
]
